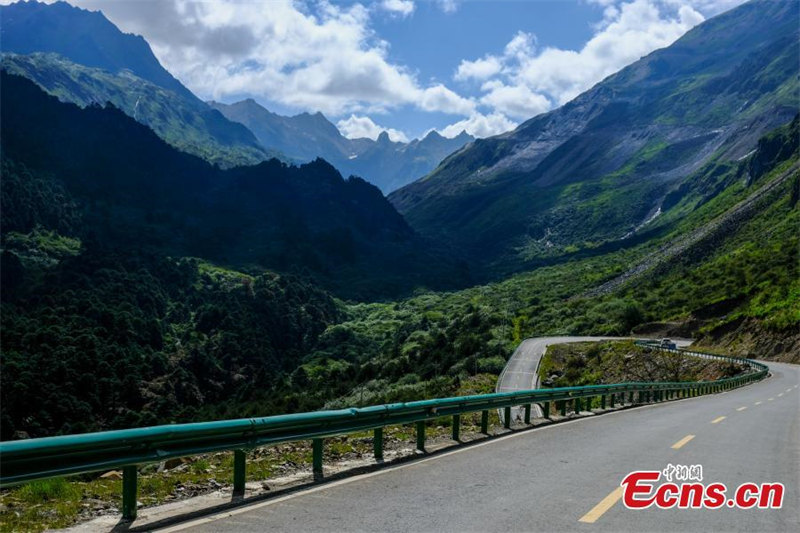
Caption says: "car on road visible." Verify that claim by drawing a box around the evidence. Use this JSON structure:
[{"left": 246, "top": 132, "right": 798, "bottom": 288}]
[{"left": 659, "top": 338, "right": 677, "bottom": 349}]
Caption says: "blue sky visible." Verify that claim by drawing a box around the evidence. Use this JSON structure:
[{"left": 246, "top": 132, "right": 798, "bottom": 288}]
[{"left": 55, "top": 0, "right": 746, "bottom": 141}]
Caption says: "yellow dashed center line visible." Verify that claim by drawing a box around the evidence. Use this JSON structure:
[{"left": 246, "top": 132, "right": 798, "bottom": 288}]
[
  {"left": 711, "top": 416, "right": 726, "bottom": 424},
  {"left": 671, "top": 435, "right": 695, "bottom": 449},
  {"left": 578, "top": 487, "right": 624, "bottom": 524},
  {"left": 755, "top": 401, "right": 762, "bottom": 405},
  {"left": 736, "top": 407, "right": 747, "bottom": 412}
]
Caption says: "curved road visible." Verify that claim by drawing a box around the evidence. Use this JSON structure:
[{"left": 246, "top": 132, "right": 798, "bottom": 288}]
[
  {"left": 170, "top": 341, "right": 798, "bottom": 532},
  {"left": 496, "top": 336, "right": 626, "bottom": 422},
  {"left": 496, "top": 337, "right": 692, "bottom": 423}
]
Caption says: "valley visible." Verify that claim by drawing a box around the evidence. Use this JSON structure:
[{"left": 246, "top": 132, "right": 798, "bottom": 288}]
[
  {"left": 0, "top": 1, "right": 799, "bottom": 530},
  {"left": 0, "top": 0, "right": 797, "bottom": 460}
]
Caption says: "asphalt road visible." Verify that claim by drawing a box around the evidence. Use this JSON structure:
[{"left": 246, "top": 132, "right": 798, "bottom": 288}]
[{"left": 175, "top": 345, "right": 799, "bottom": 533}]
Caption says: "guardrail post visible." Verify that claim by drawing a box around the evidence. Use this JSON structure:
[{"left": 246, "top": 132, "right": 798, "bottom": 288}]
[
  {"left": 629, "top": 391, "right": 634, "bottom": 404},
  {"left": 233, "top": 450, "right": 246, "bottom": 494},
  {"left": 560, "top": 400, "right": 566, "bottom": 417},
  {"left": 122, "top": 465, "right": 138, "bottom": 520},
  {"left": 416, "top": 421, "right": 426, "bottom": 452},
  {"left": 374, "top": 427, "right": 384, "bottom": 459},
  {"left": 503, "top": 406, "right": 512, "bottom": 429},
  {"left": 575, "top": 398, "right": 582, "bottom": 413},
  {"left": 601, "top": 395, "right": 606, "bottom": 409},
  {"left": 524, "top": 404, "right": 531, "bottom": 424},
  {"left": 481, "top": 410, "right": 489, "bottom": 434},
  {"left": 544, "top": 402, "right": 550, "bottom": 419},
  {"left": 312, "top": 438, "right": 324, "bottom": 477},
  {"left": 452, "top": 415, "right": 460, "bottom": 441},
  {"left": 610, "top": 394, "right": 615, "bottom": 408}
]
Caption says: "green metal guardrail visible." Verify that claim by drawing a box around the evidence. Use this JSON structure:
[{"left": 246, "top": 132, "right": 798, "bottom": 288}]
[{"left": 0, "top": 343, "right": 768, "bottom": 520}]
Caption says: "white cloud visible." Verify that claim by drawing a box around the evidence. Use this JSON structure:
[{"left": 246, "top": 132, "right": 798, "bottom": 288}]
[
  {"left": 479, "top": 81, "right": 551, "bottom": 120},
  {"left": 68, "top": 0, "right": 469, "bottom": 118},
  {"left": 455, "top": 56, "right": 502, "bottom": 81},
  {"left": 14, "top": 0, "right": 742, "bottom": 142},
  {"left": 381, "top": 0, "right": 415, "bottom": 17},
  {"left": 337, "top": 114, "right": 409, "bottom": 142},
  {"left": 514, "top": 0, "right": 704, "bottom": 104},
  {"left": 419, "top": 84, "right": 476, "bottom": 115},
  {"left": 503, "top": 31, "right": 536, "bottom": 60},
  {"left": 437, "top": 0, "right": 459, "bottom": 14},
  {"left": 439, "top": 112, "right": 517, "bottom": 138},
  {"left": 453, "top": 0, "right": 708, "bottom": 127}
]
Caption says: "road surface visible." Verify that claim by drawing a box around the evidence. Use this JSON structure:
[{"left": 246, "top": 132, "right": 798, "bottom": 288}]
[{"left": 171, "top": 342, "right": 798, "bottom": 532}]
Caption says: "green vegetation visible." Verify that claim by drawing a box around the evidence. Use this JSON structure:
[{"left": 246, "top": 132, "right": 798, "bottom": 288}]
[
  {"left": 538, "top": 341, "right": 745, "bottom": 388},
  {"left": 2, "top": 100, "right": 797, "bottom": 439}
]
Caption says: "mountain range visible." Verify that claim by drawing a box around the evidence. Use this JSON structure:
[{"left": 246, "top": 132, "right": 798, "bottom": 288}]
[
  {"left": 210, "top": 99, "right": 474, "bottom": 192},
  {"left": 389, "top": 0, "right": 798, "bottom": 276}
]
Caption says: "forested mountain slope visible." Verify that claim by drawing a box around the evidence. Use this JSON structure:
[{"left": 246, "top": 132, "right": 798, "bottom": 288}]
[
  {"left": 0, "top": 2, "right": 272, "bottom": 168},
  {"left": 0, "top": 73, "right": 467, "bottom": 299},
  {"left": 1, "top": 53, "right": 274, "bottom": 168}
]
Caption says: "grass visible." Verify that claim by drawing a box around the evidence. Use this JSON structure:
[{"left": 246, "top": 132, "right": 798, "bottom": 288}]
[{"left": 538, "top": 341, "right": 746, "bottom": 388}]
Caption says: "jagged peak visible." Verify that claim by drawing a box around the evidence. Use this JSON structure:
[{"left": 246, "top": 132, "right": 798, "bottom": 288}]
[{"left": 423, "top": 129, "right": 444, "bottom": 140}]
